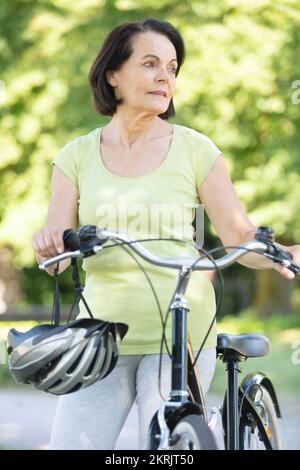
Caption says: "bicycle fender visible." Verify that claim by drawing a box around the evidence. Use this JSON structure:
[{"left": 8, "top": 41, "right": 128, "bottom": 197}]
[
  {"left": 240, "top": 372, "right": 281, "bottom": 418},
  {"left": 221, "top": 372, "right": 281, "bottom": 448}
]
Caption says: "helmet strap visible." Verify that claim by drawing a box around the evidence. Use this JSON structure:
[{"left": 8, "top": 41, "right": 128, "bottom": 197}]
[
  {"left": 51, "top": 263, "right": 61, "bottom": 325},
  {"left": 66, "top": 258, "right": 94, "bottom": 323}
]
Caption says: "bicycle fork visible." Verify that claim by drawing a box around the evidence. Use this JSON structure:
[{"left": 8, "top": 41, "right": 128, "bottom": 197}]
[{"left": 156, "top": 293, "right": 191, "bottom": 450}]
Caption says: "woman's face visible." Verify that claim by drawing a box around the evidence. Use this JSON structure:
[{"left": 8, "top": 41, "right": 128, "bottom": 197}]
[{"left": 107, "top": 31, "right": 178, "bottom": 115}]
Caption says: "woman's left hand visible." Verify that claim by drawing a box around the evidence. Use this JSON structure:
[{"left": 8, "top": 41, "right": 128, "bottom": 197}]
[{"left": 273, "top": 244, "right": 300, "bottom": 280}]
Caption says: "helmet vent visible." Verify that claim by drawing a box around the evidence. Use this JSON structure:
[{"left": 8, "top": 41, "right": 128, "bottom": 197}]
[
  {"left": 85, "top": 351, "right": 99, "bottom": 376},
  {"left": 66, "top": 350, "right": 85, "bottom": 374},
  {"left": 68, "top": 383, "right": 83, "bottom": 394}
]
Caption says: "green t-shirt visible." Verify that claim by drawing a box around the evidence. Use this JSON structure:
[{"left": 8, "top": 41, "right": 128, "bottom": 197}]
[{"left": 53, "top": 123, "right": 222, "bottom": 355}]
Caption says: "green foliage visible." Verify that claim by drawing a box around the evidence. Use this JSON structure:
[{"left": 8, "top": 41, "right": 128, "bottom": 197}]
[
  {"left": 218, "top": 308, "right": 300, "bottom": 335},
  {"left": 20, "top": 260, "right": 85, "bottom": 304},
  {"left": 1, "top": 0, "right": 300, "bottom": 301}
]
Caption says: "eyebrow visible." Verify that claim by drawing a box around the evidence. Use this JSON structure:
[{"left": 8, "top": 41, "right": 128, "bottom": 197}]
[{"left": 141, "top": 54, "right": 178, "bottom": 64}]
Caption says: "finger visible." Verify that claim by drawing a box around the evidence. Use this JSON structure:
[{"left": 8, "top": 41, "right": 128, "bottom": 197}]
[
  {"left": 36, "top": 234, "right": 54, "bottom": 258},
  {"left": 275, "top": 265, "right": 295, "bottom": 280},
  {"left": 42, "top": 232, "right": 58, "bottom": 257},
  {"left": 32, "top": 236, "right": 39, "bottom": 253},
  {"left": 286, "top": 271, "right": 295, "bottom": 280},
  {"left": 33, "top": 236, "right": 47, "bottom": 256},
  {"left": 290, "top": 246, "right": 300, "bottom": 265},
  {"left": 46, "top": 227, "right": 65, "bottom": 254},
  {"left": 52, "top": 231, "right": 65, "bottom": 254}
]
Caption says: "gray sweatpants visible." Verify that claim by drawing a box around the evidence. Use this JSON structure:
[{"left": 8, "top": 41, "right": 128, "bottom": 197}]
[{"left": 49, "top": 348, "right": 216, "bottom": 450}]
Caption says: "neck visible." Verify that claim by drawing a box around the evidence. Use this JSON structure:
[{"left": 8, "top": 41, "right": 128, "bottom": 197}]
[{"left": 105, "top": 109, "right": 162, "bottom": 150}]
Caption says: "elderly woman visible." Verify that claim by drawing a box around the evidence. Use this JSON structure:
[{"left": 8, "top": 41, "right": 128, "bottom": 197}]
[{"left": 32, "top": 19, "right": 299, "bottom": 450}]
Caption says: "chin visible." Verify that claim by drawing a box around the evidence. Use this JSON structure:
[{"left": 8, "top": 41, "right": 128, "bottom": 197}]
[{"left": 145, "top": 104, "right": 168, "bottom": 114}]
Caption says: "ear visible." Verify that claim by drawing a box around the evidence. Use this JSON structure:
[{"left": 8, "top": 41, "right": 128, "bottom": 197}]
[{"left": 106, "top": 70, "right": 118, "bottom": 87}]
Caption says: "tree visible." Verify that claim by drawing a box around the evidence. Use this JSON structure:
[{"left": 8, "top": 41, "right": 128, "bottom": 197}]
[{"left": 1, "top": 0, "right": 299, "bottom": 316}]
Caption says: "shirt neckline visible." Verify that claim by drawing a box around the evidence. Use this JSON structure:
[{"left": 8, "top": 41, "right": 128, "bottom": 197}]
[{"left": 96, "top": 124, "right": 177, "bottom": 180}]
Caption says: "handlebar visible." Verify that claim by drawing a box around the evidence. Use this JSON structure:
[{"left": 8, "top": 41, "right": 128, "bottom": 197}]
[{"left": 38, "top": 225, "right": 300, "bottom": 276}]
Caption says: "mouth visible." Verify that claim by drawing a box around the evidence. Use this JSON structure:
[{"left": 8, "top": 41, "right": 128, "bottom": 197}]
[{"left": 147, "top": 91, "right": 167, "bottom": 98}]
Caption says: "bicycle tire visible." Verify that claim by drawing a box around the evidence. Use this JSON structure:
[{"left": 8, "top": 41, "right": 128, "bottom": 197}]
[
  {"left": 240, "top": 384, "right": 283, "bottom": 450},
  {"left": 168, "top": 414, "right": 217, "bottom": 450}
]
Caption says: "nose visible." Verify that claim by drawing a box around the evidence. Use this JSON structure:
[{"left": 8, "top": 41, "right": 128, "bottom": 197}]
[{"left": 156, "top": 65, "right": 170, "bottom": 83}]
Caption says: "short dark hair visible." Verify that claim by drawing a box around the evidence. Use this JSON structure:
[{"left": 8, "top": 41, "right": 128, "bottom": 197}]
[{"left": 89, "top": 19, "right": 185, "bottom": 120}]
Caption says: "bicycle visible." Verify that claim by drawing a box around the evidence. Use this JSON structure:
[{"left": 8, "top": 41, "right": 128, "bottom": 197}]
[{"left": 36, "top": 225, "right": 299, "bottom": 450}]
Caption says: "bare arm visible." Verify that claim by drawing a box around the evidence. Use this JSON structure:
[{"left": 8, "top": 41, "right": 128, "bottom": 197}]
[
  {"left": 32, "top": 166, "right": 79, "bottom": 276},
  {"left": 198, "top": 155, "right": 272, "bottom": 269}
]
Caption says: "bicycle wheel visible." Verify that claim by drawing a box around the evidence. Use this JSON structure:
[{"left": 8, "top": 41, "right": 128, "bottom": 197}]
[
  {"left": 240, "top": 384, "right": 283, "bottom": 450},
  {"left": 168, "top": 414, "right": 217, "bottom": 450}
]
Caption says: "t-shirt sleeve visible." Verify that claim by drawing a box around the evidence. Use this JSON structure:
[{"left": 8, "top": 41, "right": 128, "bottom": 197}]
[
  {"left": 191, "top": 131, "right": 222, "bottom": 187},
  {"left": 52, "top": 139, "right": 79, "bottom": 188}
]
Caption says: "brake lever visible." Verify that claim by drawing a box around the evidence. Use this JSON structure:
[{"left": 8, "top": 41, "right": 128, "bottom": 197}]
[
  {"left": 255, "top": 226, "right": 300, "bottom": 276},
  {"left": 263, "top": 248, "right": 300, "bottom": 275},
  {"left": 76, "top": 225, "right": 109, "bottom": 258}
]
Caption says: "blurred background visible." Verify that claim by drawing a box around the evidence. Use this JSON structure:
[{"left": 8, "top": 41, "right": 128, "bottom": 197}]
[{"left": 0, "top": 0, "right": 300, "bottom": 450}]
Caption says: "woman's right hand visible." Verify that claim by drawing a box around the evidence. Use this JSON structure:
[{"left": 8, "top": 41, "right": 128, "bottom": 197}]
[{"left": 32, "top": 226, "right": 66, "bottom": 262}]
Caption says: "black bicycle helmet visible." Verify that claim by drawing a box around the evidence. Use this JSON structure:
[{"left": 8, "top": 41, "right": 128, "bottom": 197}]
[{"left": 7, "top": 318, "right": 128, "bottom": 395}]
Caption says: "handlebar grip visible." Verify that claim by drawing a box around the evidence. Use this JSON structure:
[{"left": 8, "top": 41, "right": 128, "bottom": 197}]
[
  {"left": 267, "top": 244, "right": 300, "bottom": 275},
  {"left": 62, "top": 226, "right": 108, "bottom": 256},
  {"left": 63, "top": 229, "right": 80, "bottom": 251},
  {"left": 276, "top": 249, "right": 300, "bottom": 274},
  {"left": 255, "top": 226, "right": 300, "bottom": 276}
]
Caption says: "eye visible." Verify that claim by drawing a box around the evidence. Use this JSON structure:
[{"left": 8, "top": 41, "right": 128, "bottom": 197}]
[{"left": 144, "top": 62, "right": 177, "bottom": 74}]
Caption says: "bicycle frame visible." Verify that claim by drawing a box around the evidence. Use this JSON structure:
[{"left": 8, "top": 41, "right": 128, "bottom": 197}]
[{"left": 147, "top": 267, "right": 208, "bottom": 449}]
